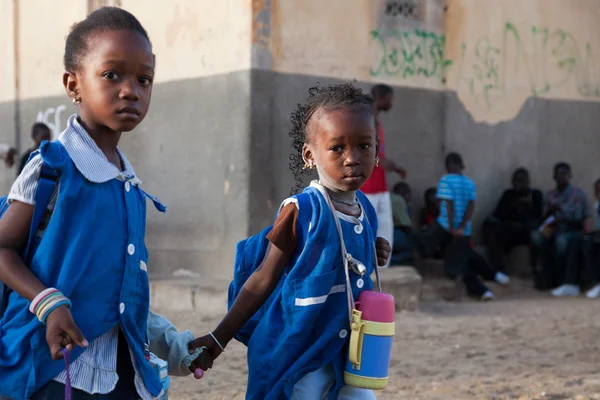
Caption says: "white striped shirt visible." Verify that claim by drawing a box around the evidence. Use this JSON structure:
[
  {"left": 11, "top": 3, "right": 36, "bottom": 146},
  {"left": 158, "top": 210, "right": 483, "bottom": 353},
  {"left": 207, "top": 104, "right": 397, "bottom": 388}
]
[{"left": 8, "top": 114, "right": 160, "bottom": 399}]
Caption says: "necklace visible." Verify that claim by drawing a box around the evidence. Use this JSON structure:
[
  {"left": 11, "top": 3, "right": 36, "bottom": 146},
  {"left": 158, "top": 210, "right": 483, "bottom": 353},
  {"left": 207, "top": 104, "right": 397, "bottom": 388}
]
[{"left": 328, "top": 191, "right": 359, "bottom": 207}]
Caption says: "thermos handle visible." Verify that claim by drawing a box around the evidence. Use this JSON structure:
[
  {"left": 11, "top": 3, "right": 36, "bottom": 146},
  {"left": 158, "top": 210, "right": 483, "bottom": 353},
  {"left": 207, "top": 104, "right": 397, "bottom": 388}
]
[{"left": 348, "top": 309, "right": 365, "bottom": 369}]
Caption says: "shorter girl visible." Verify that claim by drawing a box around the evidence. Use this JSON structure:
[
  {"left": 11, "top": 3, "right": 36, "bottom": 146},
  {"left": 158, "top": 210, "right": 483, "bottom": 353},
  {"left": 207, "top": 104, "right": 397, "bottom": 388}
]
[
  {"left": 0, "top": 8, "right": 205, "bottom": 400},
  {"left": 190, "top": 84, "right": 391, "bottom": 399}
]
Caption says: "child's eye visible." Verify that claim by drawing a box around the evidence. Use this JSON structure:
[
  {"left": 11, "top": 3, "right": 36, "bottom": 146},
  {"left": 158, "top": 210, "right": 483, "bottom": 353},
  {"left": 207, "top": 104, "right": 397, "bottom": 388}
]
[
  {"left": 359, "top": 144, "right": 371, "bottom": 150},
  {"left": 329, "top": 146, "right": 343, "bottom": 152},
  {"left": 103, "top": 72, "right": 119, "bottom": 80},
  {"left": 139, "top": 76, "right": 153, "bottom": 86}
]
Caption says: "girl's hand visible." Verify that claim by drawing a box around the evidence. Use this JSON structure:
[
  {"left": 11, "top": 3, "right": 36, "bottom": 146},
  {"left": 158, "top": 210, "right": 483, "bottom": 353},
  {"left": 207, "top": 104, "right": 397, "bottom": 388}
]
[
  {"left": 375, "top": 237, "right": 392, "bottom": 266},
  {"left": 188, "top": 334, "right": 223, "bottom": 370},
  {"left": 45, "top": 305, "right": 88, "bottom": 360},
  {"left": 189, "top": 351, "right": 214, "bottom": 376}
]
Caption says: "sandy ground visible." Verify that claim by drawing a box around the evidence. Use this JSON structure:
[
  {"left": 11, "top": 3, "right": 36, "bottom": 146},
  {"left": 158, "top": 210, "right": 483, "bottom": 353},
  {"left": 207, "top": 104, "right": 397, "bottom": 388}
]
[{"left": 159, "top": 281, "right": 600, "bottom": 400}]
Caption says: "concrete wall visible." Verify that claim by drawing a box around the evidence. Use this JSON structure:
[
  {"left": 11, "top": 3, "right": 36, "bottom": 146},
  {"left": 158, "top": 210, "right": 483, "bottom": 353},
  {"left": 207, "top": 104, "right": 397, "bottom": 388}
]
[
  {"left": 0, "top": 0, "right": 254, "bottom": 279},
  {"left": 252, "top": 0, "right": 600, "bottom": 234},
  {"left": 0, "top": 0, "right": 599, "bottom": 278}
]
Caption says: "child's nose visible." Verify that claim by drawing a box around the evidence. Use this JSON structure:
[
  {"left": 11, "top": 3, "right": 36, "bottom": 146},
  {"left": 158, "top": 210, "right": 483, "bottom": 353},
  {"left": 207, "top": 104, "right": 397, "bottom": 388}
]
[
  {"left": 344, "top": 149, "right": 361, "bottom": 165},
  {"left": 119, "top": 79, "right": 140, "bottom": 101}
]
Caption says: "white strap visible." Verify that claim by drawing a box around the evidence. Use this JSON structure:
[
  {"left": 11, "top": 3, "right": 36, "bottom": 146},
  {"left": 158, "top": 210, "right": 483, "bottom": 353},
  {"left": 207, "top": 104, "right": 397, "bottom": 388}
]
[{"left": 320, "top": 187, "right": 381, "bottom": 322}]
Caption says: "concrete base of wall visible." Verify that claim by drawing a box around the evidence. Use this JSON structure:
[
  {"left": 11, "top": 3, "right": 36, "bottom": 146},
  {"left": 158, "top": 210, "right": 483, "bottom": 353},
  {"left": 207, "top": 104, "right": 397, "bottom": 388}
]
[
  {"left": 1, "top": 70, "right": 598, "bottom": 279},
  {"left": 377, "top": 266, "right": 423, "bottom": 311}
]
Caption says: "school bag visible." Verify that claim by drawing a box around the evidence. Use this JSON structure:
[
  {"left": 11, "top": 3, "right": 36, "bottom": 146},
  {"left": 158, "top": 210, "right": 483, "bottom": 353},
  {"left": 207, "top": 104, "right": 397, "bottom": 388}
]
[
  {"left": 227, "top": 192, "right": 312, "bottom": 345},
  {"left": 0, "top": 156, "right": 59, "bottom": 319}
]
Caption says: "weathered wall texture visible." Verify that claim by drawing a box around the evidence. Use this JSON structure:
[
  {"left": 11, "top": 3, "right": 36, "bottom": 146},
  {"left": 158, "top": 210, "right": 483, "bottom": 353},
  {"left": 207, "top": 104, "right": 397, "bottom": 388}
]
[
  {"left": 0, "top": 0, "right": 599, "bottom": 277},
  {"left": 0, "top": 0, "right": 254, "bottom": 279},
  {"left": 253, "top": 0, "right": 600, "bottom": 233}
]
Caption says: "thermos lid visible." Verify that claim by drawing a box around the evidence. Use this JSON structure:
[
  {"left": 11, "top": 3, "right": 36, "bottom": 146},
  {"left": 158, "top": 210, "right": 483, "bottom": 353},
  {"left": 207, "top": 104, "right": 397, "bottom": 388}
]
[{"left": 356, "top": 290, "right": 395, "bottom": 322}]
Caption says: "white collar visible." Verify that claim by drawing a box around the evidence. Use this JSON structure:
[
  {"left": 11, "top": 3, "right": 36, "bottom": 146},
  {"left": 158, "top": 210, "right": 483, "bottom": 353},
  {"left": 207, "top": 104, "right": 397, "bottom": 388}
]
[
  {"left": 58, "top": 114, "right": 139, "bottom": 184},
  {"left": 310, "top": 181, "right": 364, "bottom": 221}
]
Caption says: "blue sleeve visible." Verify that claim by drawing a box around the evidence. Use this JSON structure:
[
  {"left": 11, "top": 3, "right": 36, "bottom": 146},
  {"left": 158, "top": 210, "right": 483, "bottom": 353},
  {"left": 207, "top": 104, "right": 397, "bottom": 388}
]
[
  {"left": 147, "top": 310, "right": 196, "bottom": 376},
  {"left": 436, "top": 176, "right": 453, "bottom": 200},
  {"left": 469, "top": 178, "right": 477, "bottom": 201}
]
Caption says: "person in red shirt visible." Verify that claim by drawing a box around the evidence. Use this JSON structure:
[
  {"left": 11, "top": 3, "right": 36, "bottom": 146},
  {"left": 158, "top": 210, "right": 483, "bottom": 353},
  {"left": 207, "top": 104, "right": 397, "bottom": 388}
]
[{"left": 362, "top": 84, "right": 406, "bottom": 267}]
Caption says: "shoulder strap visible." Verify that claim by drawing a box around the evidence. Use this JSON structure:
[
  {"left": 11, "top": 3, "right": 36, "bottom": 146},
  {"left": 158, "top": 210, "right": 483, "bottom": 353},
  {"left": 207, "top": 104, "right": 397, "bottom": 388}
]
[
  {"left": 24, "top": 161, "right": 60, "bottom": 260},
  {"left": 295, "top": 192, "right": 312, "bottom": 243}
]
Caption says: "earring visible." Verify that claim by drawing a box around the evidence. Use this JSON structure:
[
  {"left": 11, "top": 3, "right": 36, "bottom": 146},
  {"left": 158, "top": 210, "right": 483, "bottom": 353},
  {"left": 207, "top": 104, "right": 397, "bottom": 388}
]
[
  {"left": 375, "top": 157, "right": 380, "bottom": 167},
  {"left": 72, "top": 97, "right": 81, "bottom": 107},
  {"left": 303, "top": 162, "right": 315, "bottom": 170}
]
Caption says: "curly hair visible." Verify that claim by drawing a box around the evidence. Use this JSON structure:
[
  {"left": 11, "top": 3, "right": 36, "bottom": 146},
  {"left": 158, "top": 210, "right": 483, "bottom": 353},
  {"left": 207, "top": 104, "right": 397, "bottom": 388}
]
[
  {"left": 288, "top": 83, "right": 374, "bottom": 193},
  {"left": 64, "top": 7, "right": 151, "bottom": 72}
]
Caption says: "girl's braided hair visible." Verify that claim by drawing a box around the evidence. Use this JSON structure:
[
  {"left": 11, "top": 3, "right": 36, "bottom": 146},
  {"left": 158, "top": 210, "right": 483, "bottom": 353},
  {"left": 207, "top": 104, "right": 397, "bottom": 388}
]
[
  {"left": 64, "top": 7, "right": 151, "bottom": 72},
  {"left": 288, "top": 83, "right": 374, "bottom": 193}
]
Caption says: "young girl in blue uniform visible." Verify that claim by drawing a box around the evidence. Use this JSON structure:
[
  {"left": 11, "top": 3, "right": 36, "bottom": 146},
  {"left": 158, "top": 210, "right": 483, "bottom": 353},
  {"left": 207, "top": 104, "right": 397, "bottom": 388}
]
[
  {"left": 190, "top": 84, "right": 392, "bottom": 399},
  {"left": 0, "top": 7, "right": 205, "bottom": 400}
]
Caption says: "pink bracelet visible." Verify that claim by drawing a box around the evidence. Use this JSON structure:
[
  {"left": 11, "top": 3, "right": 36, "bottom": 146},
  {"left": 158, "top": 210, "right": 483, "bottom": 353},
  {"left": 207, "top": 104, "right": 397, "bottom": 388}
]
[{"left": 29, "top": 288, "right": 59, "bottom": 314}]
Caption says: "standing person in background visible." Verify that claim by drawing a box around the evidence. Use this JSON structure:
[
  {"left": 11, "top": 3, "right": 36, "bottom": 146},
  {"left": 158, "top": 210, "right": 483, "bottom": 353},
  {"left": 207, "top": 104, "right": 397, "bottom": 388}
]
[
  {"left": 390, "top": 181, "right": 413, "bottom": 265},
  {"left": 361, "top": 84, "right": 406, "bottom": 266},
  {"left": 18, "top": 123, "right": 52, "bottom": 174},
  {"left": 413, "top": 153, "right": 508, "bottom": 300}
]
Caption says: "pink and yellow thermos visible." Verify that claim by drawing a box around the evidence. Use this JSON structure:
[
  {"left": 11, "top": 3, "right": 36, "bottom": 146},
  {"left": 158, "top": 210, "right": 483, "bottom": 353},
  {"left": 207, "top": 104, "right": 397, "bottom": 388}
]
[{"left": 344, "top": 290, "right": 395, "bottom": 390}]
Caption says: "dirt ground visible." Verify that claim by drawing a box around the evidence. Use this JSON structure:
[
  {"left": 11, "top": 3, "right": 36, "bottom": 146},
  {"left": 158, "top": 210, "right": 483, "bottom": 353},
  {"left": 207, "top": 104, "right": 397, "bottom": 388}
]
[{"left": 160, "top": 280, "right": 600, "bottom": 400}]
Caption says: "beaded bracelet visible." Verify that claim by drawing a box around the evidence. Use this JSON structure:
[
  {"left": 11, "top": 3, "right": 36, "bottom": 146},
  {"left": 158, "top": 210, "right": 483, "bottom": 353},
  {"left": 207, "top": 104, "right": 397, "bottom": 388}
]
[
  {"left": 29, "top": 288, "right": 59, "bottom": 314},
  {"left": 30, "top": 288, "right": 72, "bottom": 324},
  {"left": 40, "top": 298, "right": 72, "bottom": 325}
]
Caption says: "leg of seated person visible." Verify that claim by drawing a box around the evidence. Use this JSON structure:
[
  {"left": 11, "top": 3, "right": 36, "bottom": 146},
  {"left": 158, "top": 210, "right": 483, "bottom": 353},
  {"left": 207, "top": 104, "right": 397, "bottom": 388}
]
[{"left": 483, "top": 216, "right": 507, "bottom": 270}]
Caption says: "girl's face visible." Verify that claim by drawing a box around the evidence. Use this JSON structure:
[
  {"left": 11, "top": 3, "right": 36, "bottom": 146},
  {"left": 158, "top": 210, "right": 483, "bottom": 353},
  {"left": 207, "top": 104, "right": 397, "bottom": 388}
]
[
  {"left": 303, "top": 108, "right": 377, "bottom": 193},
  {"left": 64, "top": 29, "right": 155, "bottom": 133}
]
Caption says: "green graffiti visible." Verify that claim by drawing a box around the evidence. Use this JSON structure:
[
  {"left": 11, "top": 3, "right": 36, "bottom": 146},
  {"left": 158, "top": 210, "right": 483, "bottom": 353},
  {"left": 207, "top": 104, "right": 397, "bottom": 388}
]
[
  {"left": 372, "top": 23, "right": 600, "bottom": 107},
  {"left": 370, "top": 29, "right": 453, "bottom": 81},
  {"left": 454, "top": 22, "right": 600, "bottom": 107}
]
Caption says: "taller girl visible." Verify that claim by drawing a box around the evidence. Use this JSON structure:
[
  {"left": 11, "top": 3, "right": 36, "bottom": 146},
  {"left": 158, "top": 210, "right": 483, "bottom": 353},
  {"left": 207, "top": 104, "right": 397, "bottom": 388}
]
[{"left": 0, "top": 7, "right": 201, "bottom": 400}]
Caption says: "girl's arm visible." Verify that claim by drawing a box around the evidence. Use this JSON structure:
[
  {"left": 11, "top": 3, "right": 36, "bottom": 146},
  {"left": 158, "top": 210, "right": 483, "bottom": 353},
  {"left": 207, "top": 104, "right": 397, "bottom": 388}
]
[
  {"left": 188, "top": 243, "right": 290, "bottom": 365},
  {"left": 0, "top": 201, "right": 87, "bottom": 359},
  {"left": 0, "top": 202, "right": 47, "bottom": 300}
]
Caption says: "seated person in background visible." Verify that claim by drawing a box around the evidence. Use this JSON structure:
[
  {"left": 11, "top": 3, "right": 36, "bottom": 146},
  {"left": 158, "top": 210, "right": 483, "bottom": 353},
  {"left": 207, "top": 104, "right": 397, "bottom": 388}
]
[
  {"left": 390, "top": 182, "right": 413, "bottom": 265},
  {"left": 418, "top": 187, "right": 443, "bottom": 259},
  {"left": 419, "top": 187, "right": 439, "bottom": 229},
  {"left": 532, "top": 162, "right": 588, "bottom": 296},
  {"left": 483, "top": 168, "right": 543, "bottom": 273},
  {"left": 581, "top": 179, "right": 600, "bottom": 298}
]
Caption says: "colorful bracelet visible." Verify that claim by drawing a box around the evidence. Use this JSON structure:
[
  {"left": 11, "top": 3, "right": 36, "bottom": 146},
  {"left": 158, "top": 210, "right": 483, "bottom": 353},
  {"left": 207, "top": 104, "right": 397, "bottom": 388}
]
[
  {"left": 40, "top": 298, "right": 72, "bottom": 325},
  {"left": 29, "top": 288, "right": 59, "bottom": 314},
  {"left": 30, "top": 288, "right": 72, "bottom": 324}
]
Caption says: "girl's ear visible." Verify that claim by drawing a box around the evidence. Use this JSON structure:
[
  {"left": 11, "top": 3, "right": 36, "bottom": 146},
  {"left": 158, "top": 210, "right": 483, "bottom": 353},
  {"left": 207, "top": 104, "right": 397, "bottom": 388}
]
[
  {"left": 63, "top": 71, "right": 80, "bottom": 103},
  {"left": 302, "top": 143, "right": 315, "bottom": 169}
]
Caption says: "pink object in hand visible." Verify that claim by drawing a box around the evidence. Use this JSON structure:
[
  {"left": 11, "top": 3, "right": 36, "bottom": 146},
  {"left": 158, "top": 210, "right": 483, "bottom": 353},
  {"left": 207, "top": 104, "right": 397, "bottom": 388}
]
[
  {"left": 194, "top": 368, "right": 204, "bottom": 379},
  {"left": 354, "top": 290, "right": 395, "bottom": 322}
]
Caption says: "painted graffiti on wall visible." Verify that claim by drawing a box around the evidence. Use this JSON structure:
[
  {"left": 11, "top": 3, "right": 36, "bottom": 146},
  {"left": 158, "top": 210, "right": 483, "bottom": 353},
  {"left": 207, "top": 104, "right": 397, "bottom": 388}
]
[
  {"left": 36, "top": 105, "right": 67, "bottom": 139},
  {"left": 371, "top": 23, "right": 600, "bottom": 107},
  {"left": 370, "top": 29, "right": 452, "bottom": 81},
  {"left": 455, "top": 23, "right": 600, "bottom": 107}
]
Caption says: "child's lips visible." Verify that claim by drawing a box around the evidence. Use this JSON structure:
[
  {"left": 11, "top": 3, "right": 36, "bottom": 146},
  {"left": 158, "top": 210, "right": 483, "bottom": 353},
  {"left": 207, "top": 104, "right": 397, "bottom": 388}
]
[{"left": 342, "top": 173, "right": 364, "bottom": 182}]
